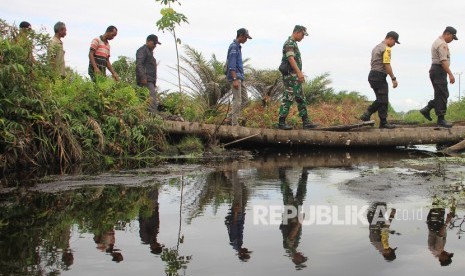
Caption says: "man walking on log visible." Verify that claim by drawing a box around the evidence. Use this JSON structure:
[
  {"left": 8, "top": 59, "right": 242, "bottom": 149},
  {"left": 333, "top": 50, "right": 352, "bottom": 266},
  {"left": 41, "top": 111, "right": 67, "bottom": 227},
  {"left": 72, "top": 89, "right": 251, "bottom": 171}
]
[
  {"left": 277, "top": 25, "right": 317, "bottom": 130},
  {"left": 419, "top": 26, "right": 458, "bottom": 128},
  {"left": 226, "top": 28, "right": 251, "bottom": 126},
  {"left": 360, "top": 31, "right": 400, "bottom": 129},
  {"left": 136, "top": 34, "right": 161, "bottom": 113}
]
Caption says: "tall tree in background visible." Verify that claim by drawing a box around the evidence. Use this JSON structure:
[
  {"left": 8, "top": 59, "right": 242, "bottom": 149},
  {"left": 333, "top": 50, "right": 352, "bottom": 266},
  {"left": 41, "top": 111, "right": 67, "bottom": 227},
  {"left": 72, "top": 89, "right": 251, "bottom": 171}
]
[{"left": 155, "top": 0, "right": 188, "bottom": 94}]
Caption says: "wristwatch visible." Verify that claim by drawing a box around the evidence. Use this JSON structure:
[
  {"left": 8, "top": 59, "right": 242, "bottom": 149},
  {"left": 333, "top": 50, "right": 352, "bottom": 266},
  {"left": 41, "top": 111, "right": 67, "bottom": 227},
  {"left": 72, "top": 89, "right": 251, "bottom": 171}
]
[{"left": 233, "top": 77, "right": 237, "bottom": 80}]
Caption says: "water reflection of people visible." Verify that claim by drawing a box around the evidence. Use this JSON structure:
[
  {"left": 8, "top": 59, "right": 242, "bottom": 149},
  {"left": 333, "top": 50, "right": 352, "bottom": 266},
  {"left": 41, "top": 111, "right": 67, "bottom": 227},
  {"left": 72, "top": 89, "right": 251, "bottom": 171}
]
[
  {"left": 94, "top": 228, "right": 123, "bottom": 262},
  {"left": 279, "top": 167, "right": 308, "bottom": 269},
  {"left": 427, "top": 199, "right": 455, "bottom": 266},
  {"left": 366, "top": 202, "right": 397, "bottom": 261},
  {"left": 60, "top": 229, "right": 74, "bottom": 268},
  {"left": 139, "top": 188, "right": 164, "bottom": 254},
  {"left": 224, "top": 170, "right": 252, "bottom": 261}
]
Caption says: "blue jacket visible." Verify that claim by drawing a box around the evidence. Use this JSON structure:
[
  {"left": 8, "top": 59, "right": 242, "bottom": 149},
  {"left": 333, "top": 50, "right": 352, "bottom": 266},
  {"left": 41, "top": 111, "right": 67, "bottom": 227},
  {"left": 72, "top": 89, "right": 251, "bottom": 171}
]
[{"left": 226, "top": 39, "right": 244, "bottom": 81}]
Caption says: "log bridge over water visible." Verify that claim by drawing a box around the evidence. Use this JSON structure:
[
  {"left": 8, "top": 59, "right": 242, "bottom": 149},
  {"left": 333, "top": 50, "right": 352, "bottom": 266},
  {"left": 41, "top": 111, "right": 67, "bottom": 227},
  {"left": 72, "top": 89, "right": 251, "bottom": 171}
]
[{"left": 163, "top": 120, "right": 465, "bottom": 149}]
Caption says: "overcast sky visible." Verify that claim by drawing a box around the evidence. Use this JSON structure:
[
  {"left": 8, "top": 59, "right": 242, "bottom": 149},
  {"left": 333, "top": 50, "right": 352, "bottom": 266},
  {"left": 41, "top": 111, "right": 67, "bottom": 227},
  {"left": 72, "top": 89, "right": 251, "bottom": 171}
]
[{"left": 3, "top": 0, "right": 465, "bottom": 112}]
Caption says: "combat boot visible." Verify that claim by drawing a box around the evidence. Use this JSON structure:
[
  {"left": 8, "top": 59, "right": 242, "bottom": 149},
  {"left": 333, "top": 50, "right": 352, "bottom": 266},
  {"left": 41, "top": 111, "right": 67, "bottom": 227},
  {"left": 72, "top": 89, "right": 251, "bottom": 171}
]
[
  {"left": 437, "top": 116, "right": 452, "bottom": 128},
  {"left": 359, "top": 111, "right": 372, "bottom": 122},
  {"left": 302, "top": 116, "right": 318, "bottom": 129},
  {"left": 419, "top": 106, "right": 433, "bottom": 121},
  {"left": 278, "top": 117, "right": 292, "bottom": 130},
  {"left": 379, "top": 120, "right": 396, "bottom": 129}
]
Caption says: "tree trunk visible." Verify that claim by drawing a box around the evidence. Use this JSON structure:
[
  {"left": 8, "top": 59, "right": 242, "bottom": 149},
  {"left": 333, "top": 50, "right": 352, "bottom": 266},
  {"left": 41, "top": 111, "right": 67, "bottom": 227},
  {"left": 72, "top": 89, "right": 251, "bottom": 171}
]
[
  {"left": 163, "top": 120, "right": 465, "bottom": 147},
  {"left": 442, "top": 138, "right": 465, "bottom": 153}
]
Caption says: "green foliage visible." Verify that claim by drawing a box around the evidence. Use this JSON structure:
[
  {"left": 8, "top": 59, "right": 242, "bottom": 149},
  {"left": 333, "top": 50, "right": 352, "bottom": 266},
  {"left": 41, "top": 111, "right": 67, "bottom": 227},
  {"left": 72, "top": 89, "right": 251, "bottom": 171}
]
[
  {"left": 446, "top": 100, "right": 465, "bottom": 122},
  {"left": 403, "top": 100, "right": 465, "bottom": 124},
  {"left": 302, "top": 72, "right": 368, "bottom": 104},
  {"left": 155, "top": 0, "right": 189, "bottom": 95},
  {"left": 177, "top": 136, "right": 203, "bottom": 155},
  {"left": 112, "top": 56, "right": 137, "bottom": 84},
  {"left": 0, "top": 19, "right": 166, "bottom": 170},
  {"left": 161, "top": 92, "right": 202, "bottom": 121},
  {"left": 0, "top": 185, "right": 159, "bottom": 275},
  {"left": 246, "top": 69, "right": 284, "bottom": 107},
  {"left": 155, "top": 0, "right": 189, "bottom": 32},
  {"left": 161, "top": 247, "right": 190, "bottom": 276},
  {"left": 303, "top": 72, "right": 334, "bottom": 104},
  {"left": 178, "top": 45, "right": 230, "bottom": 114},
  {"left": 403, "top": 109, "right": 431, "bottom": 123}
]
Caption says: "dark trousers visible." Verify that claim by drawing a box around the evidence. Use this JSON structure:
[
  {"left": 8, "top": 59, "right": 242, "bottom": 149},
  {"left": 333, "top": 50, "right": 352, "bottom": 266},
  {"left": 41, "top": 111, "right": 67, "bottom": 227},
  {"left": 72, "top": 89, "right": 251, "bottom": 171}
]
[
  {"left": 367, "top": 70, "right": 389, "bottom": 121},
  {"left": 88, "top": 56, "right": 108, "bottom": 82},
  {"left": 427, "top": 65, "right": 449, "bottom": 116}
]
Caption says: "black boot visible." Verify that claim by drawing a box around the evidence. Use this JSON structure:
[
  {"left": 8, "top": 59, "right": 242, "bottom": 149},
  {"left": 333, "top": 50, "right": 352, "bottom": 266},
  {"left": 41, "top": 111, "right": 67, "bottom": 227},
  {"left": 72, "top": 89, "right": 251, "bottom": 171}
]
[
  {"left": 302, "top": 116, "right": 318, "bottom": 129},
  {"left": 379, "top": 120, "right": 396, "bottom": 129},
  {"left": 359, "top": 111, "right": 372, "bottom": 122},
  {"left": 437, "top": 116, "right": 452, "bottom": 128},
  {"left": 419, "top": 106, "right": 433, "bottom": 121},
  {"left": 278, "top": 116, "right": 292, "bottom": 130}
]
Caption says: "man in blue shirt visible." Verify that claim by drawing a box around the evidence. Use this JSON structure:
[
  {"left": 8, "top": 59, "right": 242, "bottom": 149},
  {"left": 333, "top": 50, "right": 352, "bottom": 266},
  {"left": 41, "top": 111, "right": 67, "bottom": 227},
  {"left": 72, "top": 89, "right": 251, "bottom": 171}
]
[{"left": 226, "top": 28, "right": 251, "bottom": 126}]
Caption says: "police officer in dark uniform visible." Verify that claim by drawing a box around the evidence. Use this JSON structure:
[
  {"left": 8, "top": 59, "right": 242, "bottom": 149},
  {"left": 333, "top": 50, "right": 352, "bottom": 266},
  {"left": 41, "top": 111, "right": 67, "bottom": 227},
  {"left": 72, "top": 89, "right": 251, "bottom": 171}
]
[
  {"left": 420, "top": 26, "right": 458, "bottom": 128},
  {"left": 360, "top": 31, "right": 400, "bottom": 129}
]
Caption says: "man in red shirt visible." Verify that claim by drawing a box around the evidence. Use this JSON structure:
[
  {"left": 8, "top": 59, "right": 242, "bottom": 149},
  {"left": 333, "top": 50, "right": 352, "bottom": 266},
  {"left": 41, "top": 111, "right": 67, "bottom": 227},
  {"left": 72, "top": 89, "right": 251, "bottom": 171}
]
[{"left": 88, "top": 26, "right": 119, "bottom": 82}]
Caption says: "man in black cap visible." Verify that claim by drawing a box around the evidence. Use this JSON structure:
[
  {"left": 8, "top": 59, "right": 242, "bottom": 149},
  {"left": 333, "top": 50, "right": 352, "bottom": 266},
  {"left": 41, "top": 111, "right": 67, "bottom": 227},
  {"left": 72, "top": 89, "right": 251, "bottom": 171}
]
[
  {"left": 360, "top": 31, "right": 400, "bottom": 129},
  {"left": 419, "top": 26, "right": 458, "bottom": 128},
  {"left": 226, "top": 28, "right": 251, "bottom": 126},
  {"left": 426, "top": 198, "right": 455, "bottom": 266},
  {"left": 19, "top": 21, "right": 31, "bottom": 30},
  {"left": 16, "top": 21, "right": 35, "bottom": 64},
  {"left": 136, "top": 34, "right": 161, "bottom": 113}
]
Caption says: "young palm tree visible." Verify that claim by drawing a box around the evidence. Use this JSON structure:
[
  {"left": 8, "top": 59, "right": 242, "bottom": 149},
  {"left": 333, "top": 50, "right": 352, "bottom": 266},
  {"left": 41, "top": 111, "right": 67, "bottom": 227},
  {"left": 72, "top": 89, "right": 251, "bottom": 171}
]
[
  {"left": 302, "top": 72, "right": 335, "bottom": 104},
  {"left": 246, "top": 69, "right": 284, "bottom": 107},
  {"left": 177, "top": 45, "right": 231, "bottom": 112}
]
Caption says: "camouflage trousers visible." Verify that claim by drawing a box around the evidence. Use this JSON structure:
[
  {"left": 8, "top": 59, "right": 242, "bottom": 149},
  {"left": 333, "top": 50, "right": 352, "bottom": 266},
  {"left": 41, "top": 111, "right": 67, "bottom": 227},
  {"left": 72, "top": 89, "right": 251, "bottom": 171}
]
[{"left": 278, "top": 74, "right": 308, "bottom": 118}]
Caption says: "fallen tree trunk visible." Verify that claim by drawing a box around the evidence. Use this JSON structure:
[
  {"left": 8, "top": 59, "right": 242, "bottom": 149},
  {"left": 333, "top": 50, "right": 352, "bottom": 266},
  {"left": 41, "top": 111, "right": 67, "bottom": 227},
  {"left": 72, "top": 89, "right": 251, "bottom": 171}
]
[
  {"left": 216, "top": 150, "right": 430, "bottom": 171},
  {"left": 442, "top": 138, "right": 465, "bottom": 154},
  {"left": 317, "top": 120, "right": 375, "bottom": 131},
  {"left": 163, "top": 120, "right": 465, "bottom": 147}
]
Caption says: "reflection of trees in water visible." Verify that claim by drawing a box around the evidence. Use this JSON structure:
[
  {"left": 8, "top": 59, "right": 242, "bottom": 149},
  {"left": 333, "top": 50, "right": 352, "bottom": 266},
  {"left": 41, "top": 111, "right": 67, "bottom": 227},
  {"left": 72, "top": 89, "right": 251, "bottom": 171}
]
[
  {"left": 181, "top": 173, "right": 227, "bottom": 223},
  {"left": 0, "top": 185, "right": 159, "bottom": 275},
  {"left": 449, "top": 215, "right": 465, "bottom": 238},
  {"left": 182, "top": 171, "right": 250, "bottom": 224}
]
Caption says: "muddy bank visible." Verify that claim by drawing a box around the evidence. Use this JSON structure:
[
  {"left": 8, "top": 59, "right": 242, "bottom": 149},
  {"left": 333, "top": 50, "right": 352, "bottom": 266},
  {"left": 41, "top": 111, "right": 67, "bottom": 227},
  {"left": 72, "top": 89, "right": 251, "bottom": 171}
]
[
  {"left": 2, "top": 149, "right": 465, "bottom": 198},
  {"left": 339, "top": 157, "right": 465, "bottom": 205},
  {"left": 0, "top": 164, "right": 215, "bottom": 194}
]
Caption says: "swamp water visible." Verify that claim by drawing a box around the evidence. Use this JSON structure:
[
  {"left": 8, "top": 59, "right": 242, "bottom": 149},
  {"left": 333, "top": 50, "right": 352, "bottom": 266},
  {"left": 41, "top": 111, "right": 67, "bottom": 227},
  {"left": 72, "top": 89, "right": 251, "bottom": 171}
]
[{"left": 1, "top": 149, "right": 465, "bottom": 276}]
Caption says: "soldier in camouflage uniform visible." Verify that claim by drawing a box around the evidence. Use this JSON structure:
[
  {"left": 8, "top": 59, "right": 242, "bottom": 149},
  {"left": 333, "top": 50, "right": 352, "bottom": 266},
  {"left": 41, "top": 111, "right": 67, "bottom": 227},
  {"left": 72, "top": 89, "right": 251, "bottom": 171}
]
[{"left": 277, "top": 25, "right": 317, "bottom": 130}]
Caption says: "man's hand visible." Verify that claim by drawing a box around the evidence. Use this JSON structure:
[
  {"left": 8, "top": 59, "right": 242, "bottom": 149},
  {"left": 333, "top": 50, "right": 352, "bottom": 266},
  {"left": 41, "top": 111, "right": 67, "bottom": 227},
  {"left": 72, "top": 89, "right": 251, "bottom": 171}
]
[
  {"left": 297, "top": 72, "right": 305, "bottom": 83},
  {"left": 94, "top": 67, "right": 101, "bottom": 75},
  {"left": 449, "top": 73, "right": 456, "bottom": 84},
  {"left": 233, "top": 79, "right": 239, "bottom": 89},
  {"left": 392, "top": 79, "right": 398, "bottom": 88},
  {"left": 112, "top": 73, "right": 120, "bottom": 81}
]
